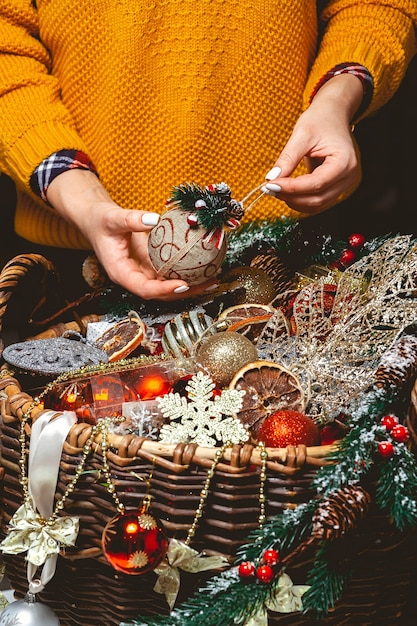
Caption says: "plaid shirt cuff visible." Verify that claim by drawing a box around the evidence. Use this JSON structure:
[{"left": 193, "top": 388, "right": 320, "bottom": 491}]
[
  {"left": 30, "top": 150, "right": 99, "bottom": 202},
  {"left": 310, "top": 63, "right": 374, "bottom": 120}
]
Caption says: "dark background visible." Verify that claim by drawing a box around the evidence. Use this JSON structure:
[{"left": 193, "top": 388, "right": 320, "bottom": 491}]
[{"left": 1, "top": 55, "right": 416, "bottom": 270}]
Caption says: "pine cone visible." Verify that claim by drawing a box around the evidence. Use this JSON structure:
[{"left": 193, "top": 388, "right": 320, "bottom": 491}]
[
  {"left": 311, "top": 485, "right": 371, "bottom": 541},
  {"left": 250, "top": 253, "right": 295, "bottom": 295},
  {"left": 375, "top": 334, "right": 417, "bottom": 391}
]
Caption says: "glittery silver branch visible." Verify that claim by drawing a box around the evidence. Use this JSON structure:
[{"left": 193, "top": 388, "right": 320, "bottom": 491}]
[{"left": 257, "top": 236, "right": 417, "bottom": 423}]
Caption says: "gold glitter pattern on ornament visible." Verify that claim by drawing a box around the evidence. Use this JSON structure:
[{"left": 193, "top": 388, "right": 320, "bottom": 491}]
[
  {"left": 128, "top": 550, "right": 149, "bottom": 569},
  {"left": 221, "top": 266, "right": 276, "bottom": 304},
  {"left": 257, "top": 236, "right": 417, "bottom": 423},
  {"left": 138, "top": 513, "right": 157, "bottom": 530},
  {"left": 196, "top": 331, "right": 258, "bottom": 387}
]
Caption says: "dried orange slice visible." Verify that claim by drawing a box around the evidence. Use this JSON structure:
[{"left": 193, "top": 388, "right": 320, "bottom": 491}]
[
  {"left": 218, "top": 302, "right": 275, "bottom": 322},
  {"left": 226, "top": 314, "right": 273, "bottom": 343},
  {"left": 229, "top": 359, "right": 305, "bottom": 438},
  {"left": 94, "top": 314, "right": 146, "bottom": 362}
]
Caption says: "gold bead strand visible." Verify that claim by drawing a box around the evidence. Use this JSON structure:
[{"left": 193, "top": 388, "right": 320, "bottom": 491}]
[
  {"left": 185, "top": 442, "right": 230, "bottom": 546},
  {"left": 257, "top": 441, "right": 268, "bottom": 529},
  {"left": 97, "top": 419, "right": 125, "bottom": 515}
]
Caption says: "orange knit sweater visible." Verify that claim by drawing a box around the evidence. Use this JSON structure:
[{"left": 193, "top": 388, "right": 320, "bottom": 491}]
[{"left": 0, "top": 1, "right": 416, "bottom": 249}]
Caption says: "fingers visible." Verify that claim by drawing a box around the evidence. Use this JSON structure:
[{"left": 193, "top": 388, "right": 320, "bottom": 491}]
[
  {"left": 109, "top": 268, "right": 218, "bottom": 302},
  {"left": 103, "top": 207, "right": 161, "bottom": 234}
]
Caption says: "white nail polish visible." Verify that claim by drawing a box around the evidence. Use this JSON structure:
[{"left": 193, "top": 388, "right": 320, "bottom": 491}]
[
  {"left": 265, "top": 166, "right": 282, "bottom": 180},
  {"left": 265, "top": 182, "right": 282, "bottom": 193},
  {"left": 142, "top": 212, "right": 160, "bottom": 226},
  {"left": 174, "top": 285, "right": 190, "bottom": 294},
  {"left": 204, "top": 283, "right": 219, "bottom": 292}
]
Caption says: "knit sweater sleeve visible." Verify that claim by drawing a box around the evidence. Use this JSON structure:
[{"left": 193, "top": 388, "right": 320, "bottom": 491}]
[
  {"left": 0, "top": 2, "right": 89, "bottom": 192},
  {"left": 304, "top": 0, "right": 417, "bottom": 119}
]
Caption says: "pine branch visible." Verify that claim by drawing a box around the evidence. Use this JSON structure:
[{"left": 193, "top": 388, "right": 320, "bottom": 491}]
[
  {"left": 375, "top": 445, "right": 417, "bottom": 531},
  {"left": 124, "top": 569, "right": 271, "bottom": 626},
  {"left": 235, "top": 500, "right": 316, "bottom": 564},
  {"left": 302, "top": 543, "right": 353, "bottom": 615}
]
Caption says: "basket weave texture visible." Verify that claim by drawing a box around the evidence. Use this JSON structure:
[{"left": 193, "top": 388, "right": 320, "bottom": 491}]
[{"left": 0, "top": 253, "right": 416, "bottom": 626}]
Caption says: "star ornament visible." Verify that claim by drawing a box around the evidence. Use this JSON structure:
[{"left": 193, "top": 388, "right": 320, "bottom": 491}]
[{"left": 0, "top": 500, "right": 79, "bottom": 567}]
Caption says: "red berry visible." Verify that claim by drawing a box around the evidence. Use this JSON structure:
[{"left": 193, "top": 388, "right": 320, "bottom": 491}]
[
  {"left": 378, "top": 441, "right": 395, "bottom": 458},
  {"left": 339, "top": 249, "right": 355, "bottom": 267},
  {"left": 256, "top": 564, "right": 275, "bottom": 584},
  {"left": 187, "top": 213, "right": 199, "bottom": 227},
  {"left": 381, "top": 414, "right": 399, "bottom": 431},
  {"left": 391, "top": 424, "right": 409, "bottom": 444},
  {"left": 262, "top": 548, "right": 280, "bottom": 566},
  {"left": 348, "top": 233, "right": 365, "bottom": 249},
  {"left": 238, "top": 561, "right": 256, "bottom": 578}
]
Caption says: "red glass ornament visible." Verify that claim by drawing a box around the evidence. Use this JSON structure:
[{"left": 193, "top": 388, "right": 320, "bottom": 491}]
[
  {"left": 129, "top": 372, "right": 172, "bottom": 400},
  {"left": 256, "top": 564, "right": 275, "bottom": 584},
  {"left": 348, "top": 233, "right": 365, "bottom": 249},
  {"left": 258, "top": 410, "right": 320, "bottom": 448},
  {"left": 391, "top": 424, "right": 409, "bottom": 444},
  {"left": 102, "top": 505, "right": 168, "bottom": 574},
  {"left": 238, "top": 561, "right": 256, "bottom": 578},
  {"left": 262, "top": 548, "right": 280, "bottom": 566},
  {"left": 378, "top": 441, "right": 395, "bottom": 458},
  {"left": 339, "top": 249, "right": 355, "bottom": 267},
  {"left": 381, "top": 414, "right": 399, "bottom": 431}
]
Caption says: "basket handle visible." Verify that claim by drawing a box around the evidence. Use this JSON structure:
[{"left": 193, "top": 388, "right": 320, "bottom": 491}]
[{"left": 0, "top": 253, "right": 59, "bottom": 345}]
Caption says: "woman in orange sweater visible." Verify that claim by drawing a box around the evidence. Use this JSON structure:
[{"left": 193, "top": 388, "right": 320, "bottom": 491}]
[{"left": 0, "top": 1, "right": 416, "bottom": 300}]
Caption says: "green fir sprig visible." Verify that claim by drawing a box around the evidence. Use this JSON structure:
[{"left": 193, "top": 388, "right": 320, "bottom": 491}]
[{"left": 170, "top": 182, "right": 238, "bottom": 231}]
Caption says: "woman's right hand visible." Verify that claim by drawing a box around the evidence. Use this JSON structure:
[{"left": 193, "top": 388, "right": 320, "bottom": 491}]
[{"left": 46, "top": 169, "right": 217, "bottom": 300}]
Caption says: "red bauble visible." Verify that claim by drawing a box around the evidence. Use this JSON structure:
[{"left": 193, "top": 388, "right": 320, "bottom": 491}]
[
  {"left": 133, "top": 375, "right": 172, "bottom": 400},
  {"left": 348, "top": 233, "right": 365, "bottom": 249},
  {"left": 238, "top": 561, "right": 256, "bottom": 579},
  {"left": 339, "top": 249, "right": 355, "bottom": 267},
  {"left": 378, "top": 441, "right": 395, "bottom": 458},
  {"left": 262, "top": 548, "right": 280, "bottom": 566},
  {"left": 258, "top": 410, "right": 320, "bottom": 448},
  {"left": 102, "top": 507, "right": 168, "bottom": 574},
  {"left": 381, "top": 414, "right": 399, "bottom": 431},
  {"left": 391, "top": 424, "right": 409, "bottom": 444},
  {"left": 320, "top": 422, "right": 346, "bottom": 445},
  {"left": 256, "top": 564, "right": 275, "bottom": 584}
]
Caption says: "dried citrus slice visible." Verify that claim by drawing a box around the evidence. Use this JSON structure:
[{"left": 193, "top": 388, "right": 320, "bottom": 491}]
[
  {"left": 229, "top": 359, "right": 305, "bottom": 438},
  {"left": 226, "top": 314, "right": 273, "bottom": 343},
  {"left": 218, "top": 302, "right": 275, "bottom": 322},
  {"left": 94, "top": 314, "right": 146, "bottom": 362}
]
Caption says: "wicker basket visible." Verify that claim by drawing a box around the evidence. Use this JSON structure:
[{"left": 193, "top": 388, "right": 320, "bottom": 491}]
[{"left": 0, "top": 253, "right": 416, "bottom": 626}]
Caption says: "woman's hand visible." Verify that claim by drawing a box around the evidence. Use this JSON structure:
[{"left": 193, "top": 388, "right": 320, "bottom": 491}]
[
  {"left": 263, "top": 73, "right": 365, "bottom": 213},
  {"left": 46, "top": 169, "right": 217, "bottom": 300}
]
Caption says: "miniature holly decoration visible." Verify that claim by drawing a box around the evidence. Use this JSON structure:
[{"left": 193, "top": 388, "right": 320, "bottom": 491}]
[
  {"left": 378, "top": 441, "right": 395, "bottom": 458},
  {"left": 238, "top": 548, "right": 281, "bottom": 585},
  {"left": 238, "top": 561, "right": 256, "bottom": 579},
  {"left": 381, "top": 414, "right": 399, "bottom": 431},
  {"left": 377, "top": 414, "right": 409, "bottom": 457},
  {"left": 348, "top": 232, "right": 365, "bottom": 249},
  {"left": 256, "top": 564, "right": 275, "bottom": 584}
]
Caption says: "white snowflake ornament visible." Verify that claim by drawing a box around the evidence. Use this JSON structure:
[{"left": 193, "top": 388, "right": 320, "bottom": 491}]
[{"left": 157, "top": 370, "right": 248, "bottom": 446}]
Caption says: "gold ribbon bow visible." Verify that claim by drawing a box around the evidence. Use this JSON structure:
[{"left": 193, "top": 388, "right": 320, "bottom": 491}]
[
  {"left": 244, "top": 573, "right": 310, "bottom": 626},
  {"left": 0, "top": 500, "right": 79, "bottom": 567},
  {"left": 154, "top": 538, "right": 229, "bottom": 609}
]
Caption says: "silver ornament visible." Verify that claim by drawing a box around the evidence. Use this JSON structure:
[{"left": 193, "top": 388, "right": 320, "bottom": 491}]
[
  {"left": 0, "top": 593, "right": 60, "bottom": 625},
  {"left": 162, "top": 311, "right": 215, "bottom": 357},
  {"left": 2, "top": 332, "right": 108, "bottom": 376}
]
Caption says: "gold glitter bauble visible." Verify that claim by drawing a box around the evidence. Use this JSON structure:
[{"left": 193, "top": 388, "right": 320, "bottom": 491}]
[
  {"left": 196, "top": 331, "right": 258, "bottom": 387},
  {"left": 222, "top": 266, "right": 276, "bottom": 304}
]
